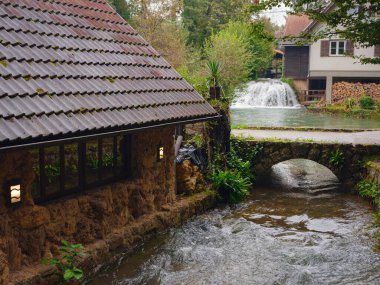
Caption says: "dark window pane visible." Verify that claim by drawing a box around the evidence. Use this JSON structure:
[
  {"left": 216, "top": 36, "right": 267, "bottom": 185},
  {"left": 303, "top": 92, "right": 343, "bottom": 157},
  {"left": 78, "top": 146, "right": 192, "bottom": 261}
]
[
  {"left": 44, "top": 146, "right": 60, "bottom": 196},
  {"left": 102, "top": 137, "right": 114, "bottom": 181},
  {"left": 86, "top": 140, "right": 99, "bottom": 185},
  {"left": 338, "top": 42, "right": 345, "bottom": 54},
  {"left": 116, "top": 136, "right": 127, "bottom": 178},
  {"left": 30, "top": 149, "right": 40, "bottom": 201},
  {"left": 65, "top": 144, "right": 79, "bottom": 190}
]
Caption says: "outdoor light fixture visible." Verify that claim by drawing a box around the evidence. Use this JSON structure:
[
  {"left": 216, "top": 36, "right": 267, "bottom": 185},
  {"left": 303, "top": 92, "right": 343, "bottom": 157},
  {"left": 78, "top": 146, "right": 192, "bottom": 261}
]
[
  {"left": 157, "top": 145, "right": 164, "bottom": 161},
  {"left": 5, "top": 179, "right": 22, "bottom": 207}
]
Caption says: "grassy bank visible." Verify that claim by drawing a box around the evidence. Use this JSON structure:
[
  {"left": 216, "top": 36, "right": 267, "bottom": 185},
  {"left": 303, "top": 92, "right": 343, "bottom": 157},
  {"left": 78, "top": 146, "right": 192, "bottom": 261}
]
[{"left": 308, "top": 105, "right": 380, "bottom": 120}]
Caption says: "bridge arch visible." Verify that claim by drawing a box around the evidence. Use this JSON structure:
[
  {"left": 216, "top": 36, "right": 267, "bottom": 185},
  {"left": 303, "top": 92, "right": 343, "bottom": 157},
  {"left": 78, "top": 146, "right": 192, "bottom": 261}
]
[{"left": 232, "top": 139, "right": 380, "bottom": 188}]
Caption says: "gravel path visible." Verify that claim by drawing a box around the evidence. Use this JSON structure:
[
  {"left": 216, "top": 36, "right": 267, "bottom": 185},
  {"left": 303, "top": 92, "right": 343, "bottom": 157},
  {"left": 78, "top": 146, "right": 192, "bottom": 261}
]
[{"left": 232, "top": 129, "right": 380, "bottom": 145}]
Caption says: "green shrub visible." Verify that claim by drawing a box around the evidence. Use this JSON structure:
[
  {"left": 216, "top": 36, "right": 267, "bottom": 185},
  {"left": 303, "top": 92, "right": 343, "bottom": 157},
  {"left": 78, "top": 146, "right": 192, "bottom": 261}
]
[
  {"left": 359, "top": 95, "right": 375, "bottom": 109},
  {"left": 212, "top": 170, "right": 251, "bottom": 204},
  {"left": 280, "top": 77, "right": 297, "bottom": 94},
  {"left": 188, "top": 133, "right": 205, "bottom": 148},
  {"left": 377, "top": 100, "right": 380, "bottom": 110},
  {"left": 42, "top": 240, "right": 85, "bottom": 282},
  {"left": 357, "top": 179, "right": 380, "bottom": 208},
  {"left": 329, "top": 149, "right": 344, "bottom": 170},
  {"left": 344, "top": 97, "right": 356, "bottom": 110}
]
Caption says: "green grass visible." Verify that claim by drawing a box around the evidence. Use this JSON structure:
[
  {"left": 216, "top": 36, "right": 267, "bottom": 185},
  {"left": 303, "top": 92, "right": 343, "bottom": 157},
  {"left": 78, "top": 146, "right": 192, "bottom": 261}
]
[
  {"left": 231, "top": 134, "right": 334, "bottom": 144},
  {"left": 308, "top": 105, "right": 380, "bottom": 120}
]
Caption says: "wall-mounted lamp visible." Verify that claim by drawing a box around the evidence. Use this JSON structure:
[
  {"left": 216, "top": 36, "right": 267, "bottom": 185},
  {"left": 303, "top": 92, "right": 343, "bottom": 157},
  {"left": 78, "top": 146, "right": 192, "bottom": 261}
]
[
  {"left": 5, "top": 179, "right": 22, "bottom": 207},
  {"left": 157, "top": 145, "right": 164, "bottom": 161}
]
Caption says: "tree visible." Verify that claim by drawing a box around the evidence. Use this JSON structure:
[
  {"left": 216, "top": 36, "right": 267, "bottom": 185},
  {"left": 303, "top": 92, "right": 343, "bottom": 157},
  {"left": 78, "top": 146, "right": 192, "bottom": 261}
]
[
  {"left": 204, "top": 22, "right": 253, "bottom": 100},
  {"left": 209, "top": 21, "right": 275, "bottom": 79},
  {"left": 108, "top": 0, "right": 187, "bottom": 68},
  {"left": 182, "top": 0, "right": 252, "bottom": 47},
  {"left": 107, "top": 0, "right": 137, "bottom": 20},
  {"left": 252, "top": 1, "right": 380, "bottom": 64}
]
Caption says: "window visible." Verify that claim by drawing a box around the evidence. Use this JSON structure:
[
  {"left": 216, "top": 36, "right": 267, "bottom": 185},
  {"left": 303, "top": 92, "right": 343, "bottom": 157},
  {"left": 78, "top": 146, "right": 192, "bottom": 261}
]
[
  {"left": 30, "top": 135, "right": 131, "bottom": 203},
  {"left": 330, "top": 41, "right": 346, "bottom": 56}
]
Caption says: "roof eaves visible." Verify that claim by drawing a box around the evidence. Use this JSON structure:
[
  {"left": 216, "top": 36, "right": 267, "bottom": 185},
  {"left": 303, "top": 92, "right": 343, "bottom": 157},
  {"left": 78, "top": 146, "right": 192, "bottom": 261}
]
[{"left": 303, "top": 3, "right": 336, "bottom": 33}]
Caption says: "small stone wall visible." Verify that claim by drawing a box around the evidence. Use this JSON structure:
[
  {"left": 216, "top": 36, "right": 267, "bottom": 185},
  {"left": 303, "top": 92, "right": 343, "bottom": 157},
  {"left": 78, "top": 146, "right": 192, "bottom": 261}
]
[
  {"left": 232, "top": 139, "right": 380, "bottom": 188},
  {"left": 0, "top": 127, "right": 182, "bottom": 284}
]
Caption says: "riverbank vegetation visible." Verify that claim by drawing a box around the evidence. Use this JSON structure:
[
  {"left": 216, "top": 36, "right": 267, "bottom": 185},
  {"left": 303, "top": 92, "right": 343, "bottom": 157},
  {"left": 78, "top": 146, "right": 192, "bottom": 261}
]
[
  {"left": 42, "top": 240, "right": 85, "bottom": 283},
  {"left": 210, "top": 140, "right": 263, "bottom": 204},
  {"left": 357, "top": 179, "right": 380, "bottom": 250},
  {"left": 307, "top": 105, "right": 380, "bottom": 120}
]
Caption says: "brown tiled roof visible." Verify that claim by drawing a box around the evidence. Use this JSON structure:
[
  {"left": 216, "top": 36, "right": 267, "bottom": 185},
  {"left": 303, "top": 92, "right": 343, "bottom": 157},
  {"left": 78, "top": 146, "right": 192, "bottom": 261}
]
[
  {"left": 0, "top": 0, "right": 217, "bottom": 147},
  {"left": 283, "top": 15, "right": 312, "bottom": 37}
]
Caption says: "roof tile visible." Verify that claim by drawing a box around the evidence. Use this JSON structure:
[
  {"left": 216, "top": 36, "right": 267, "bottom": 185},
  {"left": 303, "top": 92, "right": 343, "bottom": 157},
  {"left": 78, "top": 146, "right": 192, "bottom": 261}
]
[{"left": 0, "top": 0, "right": 217, "bottom": 147}]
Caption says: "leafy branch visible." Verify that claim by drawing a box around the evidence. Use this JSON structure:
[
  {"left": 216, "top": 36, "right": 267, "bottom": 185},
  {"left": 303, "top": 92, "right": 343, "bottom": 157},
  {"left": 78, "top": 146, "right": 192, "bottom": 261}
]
[{"left": 42, "top": 240, "right": 85, "bottom": 282}]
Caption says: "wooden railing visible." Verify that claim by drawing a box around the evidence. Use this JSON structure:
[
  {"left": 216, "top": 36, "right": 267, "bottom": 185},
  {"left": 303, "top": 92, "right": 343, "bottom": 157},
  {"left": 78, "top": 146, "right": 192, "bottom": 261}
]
[{"left": 300, "top": 90, "right": 326, "bottom": 104}]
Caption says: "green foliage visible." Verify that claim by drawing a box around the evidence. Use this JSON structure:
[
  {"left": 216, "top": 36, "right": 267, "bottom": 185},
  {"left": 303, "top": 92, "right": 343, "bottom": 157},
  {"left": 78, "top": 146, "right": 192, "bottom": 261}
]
[
  {"left": 229, "top": 139, "right": 263, "bottom": 181},
  {"left": 357, "top": 180, "right": 380, "bottom": 250},
  {"left": 206, "top": 60, "right": 222, "bottom": 87},
  {"left": 344, "top": 97, "right": 356, "bottom": 110},
  {"left": 187, "top": 133, "right": 205, "bottom": 148},
  {"left": 102, "top": 153, "right": 114, "bottom": 167},
  {"left": 106, "top": 0, "right": 137, "bottom": 20},
  {"left": 204, "top": 21, "right": 253, "bottom": 101},
  {"left": 357, "top": 179, "right": 380, "bottom": 208},
  {"left": 182, "top": 0, "right": 251, "bottom": 47},
  {"left": 42, "top": 240, "right": 85, "bottom": 282},
  {"left": 329, "top": 149, "right": 344, "bottom": 170},
  {"left": 212, "top": 170, "right": 251, "bottom": 204},
  {"left": 359, "top": 95, "right": 375, "bottom": 110},
  {"left": 377, "top": 101, "right": 380, "bottom": 111},
  {"left": 45, "top": 161, "right": 60, "bottom": 183},
  {"left": 211, "top": 140, "right": 263, "bottom": 204},
  {"left": 252, "top": 1, "right": 380, "bottom": 64},
  {"left": 177, "top": 64, "right": 208, "bottom": 97},
  {"left": 248, "top": 19, "right": 276, "bottom": 78},
  {"left": 280, "top": 77, "right": 297, "bottom": 94}
]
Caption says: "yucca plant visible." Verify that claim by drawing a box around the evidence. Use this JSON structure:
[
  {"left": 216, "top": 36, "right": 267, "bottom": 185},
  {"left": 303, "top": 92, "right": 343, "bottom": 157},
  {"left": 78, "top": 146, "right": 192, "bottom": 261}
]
[{"left": 206, "top": 60, "right": 222, "bottom": 87}]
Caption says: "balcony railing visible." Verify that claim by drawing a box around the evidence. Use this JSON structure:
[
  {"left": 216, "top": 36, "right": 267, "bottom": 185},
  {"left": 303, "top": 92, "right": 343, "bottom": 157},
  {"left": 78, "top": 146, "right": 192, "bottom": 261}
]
[{"left": 299, "top": 90, "right": 326, "bottom": 105}]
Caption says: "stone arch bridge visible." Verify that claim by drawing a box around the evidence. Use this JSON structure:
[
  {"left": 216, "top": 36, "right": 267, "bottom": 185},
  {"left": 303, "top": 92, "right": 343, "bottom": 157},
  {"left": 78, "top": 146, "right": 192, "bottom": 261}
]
[{"left": 232, "top": 139, "right": 380, "bottom": 188}]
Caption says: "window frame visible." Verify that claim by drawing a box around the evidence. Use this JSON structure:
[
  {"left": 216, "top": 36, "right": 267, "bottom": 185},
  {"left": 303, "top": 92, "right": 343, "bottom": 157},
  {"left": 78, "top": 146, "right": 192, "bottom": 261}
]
[
  {"left": 32, "top": 135, "right": 131, "bottom": 203},
  {"left": 329, "top": 40, "right": 346, "bottom": 56}
]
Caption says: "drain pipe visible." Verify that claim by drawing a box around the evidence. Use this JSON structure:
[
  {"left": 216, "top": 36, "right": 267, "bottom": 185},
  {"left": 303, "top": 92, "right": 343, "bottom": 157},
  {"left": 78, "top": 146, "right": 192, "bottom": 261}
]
[
  {"left": 174, "top": 125, "right": 183, "bottom": 196},
  {"left": 174, "top": 125, "right": 183, "bottom": 156}
]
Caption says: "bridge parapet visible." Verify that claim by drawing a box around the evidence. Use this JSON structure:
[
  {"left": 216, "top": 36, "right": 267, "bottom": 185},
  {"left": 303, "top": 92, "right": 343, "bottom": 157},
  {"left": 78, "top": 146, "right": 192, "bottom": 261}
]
[{"left": 232, "top": 138, "right": 380, "bottom": 189}]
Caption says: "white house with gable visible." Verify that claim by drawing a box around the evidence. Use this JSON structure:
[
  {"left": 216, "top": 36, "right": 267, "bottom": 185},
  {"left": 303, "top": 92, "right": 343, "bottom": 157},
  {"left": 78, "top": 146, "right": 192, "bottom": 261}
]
[{"left": 282, "top": 13, "right": 380, "bottom": 104}]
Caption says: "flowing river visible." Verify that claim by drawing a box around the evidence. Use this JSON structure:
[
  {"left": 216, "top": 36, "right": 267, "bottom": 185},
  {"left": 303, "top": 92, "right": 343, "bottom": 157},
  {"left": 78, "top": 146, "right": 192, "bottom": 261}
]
[{"left": 87, "top": 160, "right": 380, "bottom": 285}]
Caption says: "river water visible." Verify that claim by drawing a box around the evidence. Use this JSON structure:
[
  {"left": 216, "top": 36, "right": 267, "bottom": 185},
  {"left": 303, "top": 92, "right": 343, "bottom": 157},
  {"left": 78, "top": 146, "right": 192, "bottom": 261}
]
[
  {"left": 231, "top": 108, "right": 380, "bottom": 130},
  {"left": 87, "top": 189, "right": 380, "bottom": 284}
]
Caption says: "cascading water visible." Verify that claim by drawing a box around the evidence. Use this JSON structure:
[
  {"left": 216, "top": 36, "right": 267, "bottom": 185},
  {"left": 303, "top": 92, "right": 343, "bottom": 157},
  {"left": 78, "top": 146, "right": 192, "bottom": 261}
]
[{"left": 232, "top": 79, "right": 301, "bottom": 108}]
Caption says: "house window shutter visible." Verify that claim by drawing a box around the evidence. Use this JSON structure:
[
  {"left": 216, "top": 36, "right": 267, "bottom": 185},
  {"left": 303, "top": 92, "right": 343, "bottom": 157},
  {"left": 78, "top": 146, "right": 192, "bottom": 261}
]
[
  {"left": 375, "top": 45, "right": 380, "bottom": 57},
  {"left": 346, "top": 40, "right": 354, "bottom": 56},
  {"left": 320, "top": 40, "right": 329, "bottom": 57}
]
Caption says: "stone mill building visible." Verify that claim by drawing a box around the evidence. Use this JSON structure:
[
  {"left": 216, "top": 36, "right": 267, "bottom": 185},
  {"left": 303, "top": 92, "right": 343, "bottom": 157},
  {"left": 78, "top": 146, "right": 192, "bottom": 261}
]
[{"left": 0, "top": 0, "right": 217, "bottom": 283}]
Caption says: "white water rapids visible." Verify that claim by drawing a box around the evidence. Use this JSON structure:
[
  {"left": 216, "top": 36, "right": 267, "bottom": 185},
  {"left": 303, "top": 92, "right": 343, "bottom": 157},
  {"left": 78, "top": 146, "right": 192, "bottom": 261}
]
[{"left": 232, "top": 79, "right": 301, "bottom": 108}]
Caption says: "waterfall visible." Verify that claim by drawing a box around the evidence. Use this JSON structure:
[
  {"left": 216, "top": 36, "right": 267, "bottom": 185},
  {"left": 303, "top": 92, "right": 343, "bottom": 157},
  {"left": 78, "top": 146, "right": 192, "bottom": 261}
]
[{"left": 232, "top": 79, "right": 301, "bottom": 108}]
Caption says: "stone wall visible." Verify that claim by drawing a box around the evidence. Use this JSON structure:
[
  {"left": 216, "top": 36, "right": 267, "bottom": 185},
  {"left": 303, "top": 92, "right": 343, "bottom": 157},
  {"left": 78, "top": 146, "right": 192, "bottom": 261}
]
[
  {"left": 232, "top": 139, "right": 380, "bottom": 188},
  {"left": 0, "top": 127, "right": 179, "bottom": 284}
]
